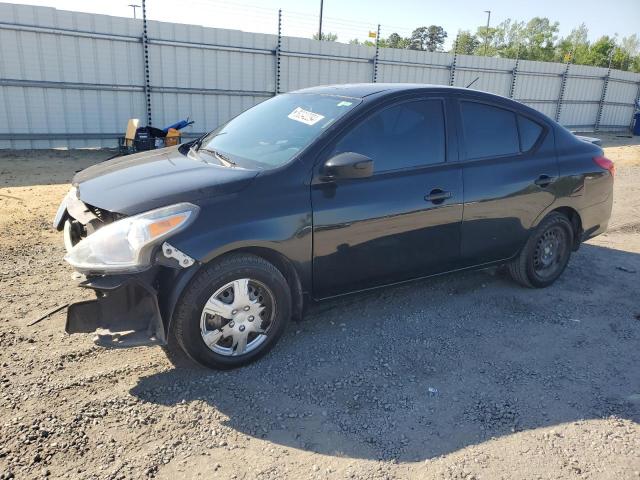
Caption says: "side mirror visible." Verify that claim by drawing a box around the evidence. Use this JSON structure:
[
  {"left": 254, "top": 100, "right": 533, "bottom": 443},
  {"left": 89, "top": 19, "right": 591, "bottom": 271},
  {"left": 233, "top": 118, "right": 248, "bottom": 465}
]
[{"left": 322, "top": 152, "right": 373, "bottom": 181}]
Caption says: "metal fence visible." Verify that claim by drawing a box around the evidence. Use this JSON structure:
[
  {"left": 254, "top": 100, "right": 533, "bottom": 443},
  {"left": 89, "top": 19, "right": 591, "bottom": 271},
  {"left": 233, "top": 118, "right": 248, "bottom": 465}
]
[{"left": 1, "top": 2, "right": 639, "bottom": 149}]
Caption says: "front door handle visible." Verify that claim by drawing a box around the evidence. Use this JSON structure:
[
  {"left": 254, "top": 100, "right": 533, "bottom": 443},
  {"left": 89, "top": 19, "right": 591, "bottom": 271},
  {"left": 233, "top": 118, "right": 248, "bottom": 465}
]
[
  {"left": 534, "top": 175, "right": 557, "bottom": 187},
  {"left": 425, "top": 189, "right": 452, "bottom": 204}
]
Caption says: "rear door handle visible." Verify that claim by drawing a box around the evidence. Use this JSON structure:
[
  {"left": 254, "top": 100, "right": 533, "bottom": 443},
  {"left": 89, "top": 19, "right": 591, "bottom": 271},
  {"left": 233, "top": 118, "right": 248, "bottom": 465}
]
[
  {"left": 534, "top": 175, "right": 557, "bottom": 187},
  {"left": 425, "top": 189, "right": 452, "bottom": 204}
]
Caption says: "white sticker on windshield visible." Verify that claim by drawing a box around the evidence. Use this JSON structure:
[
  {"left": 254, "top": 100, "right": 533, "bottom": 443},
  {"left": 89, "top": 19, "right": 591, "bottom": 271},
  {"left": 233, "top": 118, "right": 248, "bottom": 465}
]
[
  {"left": 288, "top": 107, "right": 325, "bottom": 126},
  {"left": 337, "top": 101, "right": 352, "bottom": 107}
]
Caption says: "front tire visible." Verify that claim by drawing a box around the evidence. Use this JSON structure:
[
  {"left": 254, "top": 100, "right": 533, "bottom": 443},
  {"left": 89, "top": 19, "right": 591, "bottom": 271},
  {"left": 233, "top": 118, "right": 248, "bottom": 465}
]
[
  {"left": 508, "top": 212, "right": 574, "bottom": 288},
  {"left": 172, "top": 253, "right": 291, "bottom": 369}
]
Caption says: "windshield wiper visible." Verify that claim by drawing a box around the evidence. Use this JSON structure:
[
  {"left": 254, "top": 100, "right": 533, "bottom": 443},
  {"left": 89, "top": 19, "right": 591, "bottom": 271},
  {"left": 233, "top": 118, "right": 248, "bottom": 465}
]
[
  {"left": 187, "top": 131, "right": 228, "bottom": 156},
  {"left": 187, "top": 135, "right": 206, "bottom": 159},
  {"left": 198, "top": 148, "right": 237, "bottom": 167},
  {"left": 191, "top": 136, "right": 205, "bottom": 151}
]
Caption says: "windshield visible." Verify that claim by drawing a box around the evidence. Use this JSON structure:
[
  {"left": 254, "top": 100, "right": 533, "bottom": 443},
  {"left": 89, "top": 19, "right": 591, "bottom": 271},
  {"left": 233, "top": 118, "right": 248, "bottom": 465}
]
[{"left": 195, "top": 93, "right": 361, "bottom": 169}]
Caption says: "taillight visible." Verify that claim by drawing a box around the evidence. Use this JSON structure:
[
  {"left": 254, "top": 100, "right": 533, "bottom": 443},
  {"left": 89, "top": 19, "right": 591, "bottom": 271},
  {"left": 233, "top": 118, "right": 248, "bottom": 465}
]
[{"left": 593, "top": 155, "right": 615, "bottom": 177}]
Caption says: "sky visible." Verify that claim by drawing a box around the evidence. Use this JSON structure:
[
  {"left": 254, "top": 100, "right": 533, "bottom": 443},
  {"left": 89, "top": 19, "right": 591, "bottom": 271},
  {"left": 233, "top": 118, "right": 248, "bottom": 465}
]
[{"left": 13, "top": 0, "right": 640, "bottom": 49}]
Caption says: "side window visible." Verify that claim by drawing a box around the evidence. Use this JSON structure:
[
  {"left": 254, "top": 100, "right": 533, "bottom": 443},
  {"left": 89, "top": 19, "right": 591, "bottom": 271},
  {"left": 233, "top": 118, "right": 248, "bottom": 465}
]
[
  {"left": 461, "top": 101, "right": 519, "bottom": 159},
  {"left": 518, "top": 115, "right": 543, "bottom": 152},
  {"left": 333, "top": 99, "right": 446, "bottom": 172}
]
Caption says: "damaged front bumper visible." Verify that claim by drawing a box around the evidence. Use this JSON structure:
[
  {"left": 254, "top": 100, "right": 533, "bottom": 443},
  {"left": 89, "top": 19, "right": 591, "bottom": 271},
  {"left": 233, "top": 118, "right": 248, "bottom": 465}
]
[
  {"left": 66, "top": 270, "right": 166, "bottom": 348},
  {"left": 64, "top": 246, "right": 199, "bottom": 349},
  {"left": 58, "top": 191, "right": 166, "bottom": 347},
  {"left": 56, "top": 188, "right": 200, "bottom": 348}
]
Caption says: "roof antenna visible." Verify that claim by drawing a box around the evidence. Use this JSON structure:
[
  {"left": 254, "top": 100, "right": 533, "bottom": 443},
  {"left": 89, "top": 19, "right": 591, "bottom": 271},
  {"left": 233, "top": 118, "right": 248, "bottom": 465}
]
[{"left": 465, "top": 76, "right": 480, "bottom": 88}]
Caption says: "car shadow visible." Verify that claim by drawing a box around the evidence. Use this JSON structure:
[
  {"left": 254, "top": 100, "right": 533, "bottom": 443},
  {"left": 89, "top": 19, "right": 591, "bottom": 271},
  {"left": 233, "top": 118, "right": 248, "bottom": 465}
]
[{"left": 130, "top": 243, "right": 640, "bottom": 462}]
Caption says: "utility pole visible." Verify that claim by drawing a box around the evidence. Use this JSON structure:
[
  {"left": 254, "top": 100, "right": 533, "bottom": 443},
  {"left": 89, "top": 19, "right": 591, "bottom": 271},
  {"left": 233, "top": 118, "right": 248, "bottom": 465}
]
[
  {"left": 318, "top": 0, "right": 324, "bottom": 41},
  {"left": 128, "top": 4, "right": 140, "bottom": 19},
  {"left": 483, "top": 10, "right": 491, "bottom": 55}
]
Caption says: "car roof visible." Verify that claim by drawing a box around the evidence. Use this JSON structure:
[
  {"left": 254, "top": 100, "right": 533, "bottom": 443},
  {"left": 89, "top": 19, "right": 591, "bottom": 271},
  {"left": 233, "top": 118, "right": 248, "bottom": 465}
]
[
  {"left": 290, "top": 83, "right": 553, "bottom": 124},
  {"left": 291, "top": 83, "right": 484, "bottom": 99}
]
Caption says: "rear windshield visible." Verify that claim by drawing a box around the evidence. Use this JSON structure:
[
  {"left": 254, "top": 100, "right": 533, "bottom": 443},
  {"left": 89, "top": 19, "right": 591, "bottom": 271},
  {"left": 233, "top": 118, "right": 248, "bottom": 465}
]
[{"left": 196, "top": 93, "right": 361, "bottom": 169}]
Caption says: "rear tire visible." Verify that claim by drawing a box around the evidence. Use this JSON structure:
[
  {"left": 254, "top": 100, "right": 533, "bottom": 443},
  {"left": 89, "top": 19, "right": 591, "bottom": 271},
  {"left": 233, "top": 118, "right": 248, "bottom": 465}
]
[
  {"left": 172, "top": 253, "right": 291, "bottom": 370},
  {"left": 508, "top": 212, "right": 574, "bottom": 288}
]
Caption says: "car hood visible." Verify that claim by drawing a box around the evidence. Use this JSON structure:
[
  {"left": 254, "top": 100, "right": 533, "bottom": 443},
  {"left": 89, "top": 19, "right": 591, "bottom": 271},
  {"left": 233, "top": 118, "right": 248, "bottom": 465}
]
[{"left": 73, "top": 146, "right": 259, "bottom": 215}]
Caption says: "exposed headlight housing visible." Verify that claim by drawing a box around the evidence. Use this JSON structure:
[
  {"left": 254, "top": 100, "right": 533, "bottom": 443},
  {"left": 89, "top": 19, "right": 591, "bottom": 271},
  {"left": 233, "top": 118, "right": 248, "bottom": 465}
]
[{"left": 64, "top": 202, "right": 199, "bottom": 273}]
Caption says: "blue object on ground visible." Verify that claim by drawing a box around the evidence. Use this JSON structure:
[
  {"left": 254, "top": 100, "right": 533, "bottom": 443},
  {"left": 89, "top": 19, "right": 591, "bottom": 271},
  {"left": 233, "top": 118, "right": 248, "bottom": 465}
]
[
  {"left": 163, "top": 119, "right": 195, "bottom": 132},
  {"left": 634, "top": 112, "right": 640, "bottom": 136}
]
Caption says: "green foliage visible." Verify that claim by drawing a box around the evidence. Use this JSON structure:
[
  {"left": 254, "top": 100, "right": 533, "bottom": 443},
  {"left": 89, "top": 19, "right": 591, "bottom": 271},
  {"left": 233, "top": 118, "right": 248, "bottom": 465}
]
[
  {"left": 336, "top": 18, "right": 640, "bottom": 72},
  {"left": 589, "top": 36, "right": 616, "bottom": 67},
  {"left": 408, "top": 25, "right": 447, "bottom": 52},
  {"left": 523, "top": 17, "right": 559, "bottom": 61},
  {"left": 368, "top": 26, "right": 447, "bottom": 52},
  {"left": 312, "top": 32, "right": 338, "bottom": 42},
  {"left": 386, "top": 32, "right": 411, "bottom": 49},
  {"left": 453, "top": 30, "right": 481, "bottom": 55}
]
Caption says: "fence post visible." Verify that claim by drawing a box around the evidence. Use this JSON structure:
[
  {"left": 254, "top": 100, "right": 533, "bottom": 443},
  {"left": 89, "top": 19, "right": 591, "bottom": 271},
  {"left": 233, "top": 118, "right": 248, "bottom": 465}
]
[
  {"left": 555, "top": 60, "right": 571, "bottom": 123},
  {"left": 630, "top": 81, "right": 640, "bottom": 132},
  {"left": 594, "top": 68, "right": 611, "bottom": 131},
  {"left": 372, "top": 24, "right": 381, "bottom": 82},
  {"left": 509, "top": 53, "right": 519, "bottom": 99},
  {"left": 449, "top": 34, "right": 459, "bottom": 87},
  {"left": 274, "top": 9, "right": 282, "bottom": 95},
  {"left": 141, "top": 0, "right": 152, "bottom": 126}
]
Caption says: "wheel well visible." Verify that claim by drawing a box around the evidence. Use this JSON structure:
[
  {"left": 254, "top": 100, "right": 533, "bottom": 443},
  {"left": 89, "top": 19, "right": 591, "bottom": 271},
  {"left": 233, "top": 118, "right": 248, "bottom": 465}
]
[
  {"left": 217, "top": 247, "right": 305, "bottom": 322},
  {"left": 550, "top": 207, "right": 583, "bottom": 249}
]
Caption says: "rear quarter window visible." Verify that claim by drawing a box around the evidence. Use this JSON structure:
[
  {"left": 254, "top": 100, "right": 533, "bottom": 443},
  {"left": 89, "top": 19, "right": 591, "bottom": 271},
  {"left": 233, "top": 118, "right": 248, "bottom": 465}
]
[
  {"left": 518, "top": 115, "right": 544, "bottom": 152},
  {"left": 460, "top": 101, "right": 519, "bottom": 159}
]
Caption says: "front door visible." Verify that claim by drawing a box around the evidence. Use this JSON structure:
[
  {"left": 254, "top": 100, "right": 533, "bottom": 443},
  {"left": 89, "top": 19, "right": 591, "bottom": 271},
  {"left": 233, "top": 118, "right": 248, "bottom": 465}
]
[{"left": 311, "top": 97, "right": 464, "bottom": 299}]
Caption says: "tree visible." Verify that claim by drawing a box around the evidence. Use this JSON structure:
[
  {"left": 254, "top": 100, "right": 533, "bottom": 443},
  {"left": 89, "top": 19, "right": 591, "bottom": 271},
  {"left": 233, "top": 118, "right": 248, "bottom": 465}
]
[
  {"left": 408, "top": 27, "right": 428, "bottom": 50},
  {"left": 386, "top": 32, "right": 410, "bottom": 49},
  {"left": 476, "top": 25, "right": 498, "bottom": 55},
  {"left": 616, "top": 34, "right": 640, "bottom": 70},
  {"left": 424, "top": 25, "right": 447, "bottom": 52},
  {"left": 408, "top": 25, "right": 447, "bottom": 51},
  {"left": 491, "top": 19, "right": 526, "bottom": 58},
  {"left": 621, "top": 34, "right": 640, "bottom": 57},
  {"left": 347, "top": 18, "right": 640, "bottom": 71},
  {"left": 555, "top": 23, "right": 590, "bottom": 64},
  {"left": 567, "top": 23, "right": 589, "bottom": 46},
  {"left": 588, "top": 36, "right": 616, "bottom": 67},
  {"left": 312, "top": 32, "right": 338, "bottom": 42},
  {"left": 522, "top": 17, "right": 559, "bottom": 61},
  {"left": 453, "top": 30, "right": 480, "bottom": 55},
  {"left": 610, "top": 46, "right": 632, "bottom": 71}
]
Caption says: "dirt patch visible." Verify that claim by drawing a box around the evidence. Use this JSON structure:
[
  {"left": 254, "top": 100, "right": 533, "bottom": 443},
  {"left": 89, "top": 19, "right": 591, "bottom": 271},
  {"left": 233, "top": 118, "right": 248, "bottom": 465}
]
[
  {"left": 577, "top": 132, "right": 640, "bottom": 166},
  {"left": 0, "top": 136, "right": 639, "bottom": 479}
]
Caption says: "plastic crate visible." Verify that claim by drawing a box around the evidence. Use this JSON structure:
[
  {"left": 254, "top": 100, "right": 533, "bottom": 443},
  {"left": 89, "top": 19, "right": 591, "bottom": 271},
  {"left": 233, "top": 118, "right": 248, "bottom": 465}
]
[{"left": 133, "top": 137, "right": 156, "bottom": 152}]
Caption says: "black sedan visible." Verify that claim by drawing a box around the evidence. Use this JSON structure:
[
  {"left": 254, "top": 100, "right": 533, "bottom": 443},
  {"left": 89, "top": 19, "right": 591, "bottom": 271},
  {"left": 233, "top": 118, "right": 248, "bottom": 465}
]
[{"left": 54, "top": 84, "right": 614, "bottom": 369}]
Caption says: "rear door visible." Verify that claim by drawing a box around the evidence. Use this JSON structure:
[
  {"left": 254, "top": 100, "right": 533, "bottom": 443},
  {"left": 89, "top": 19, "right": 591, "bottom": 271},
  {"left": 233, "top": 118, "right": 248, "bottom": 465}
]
[
  {"left": 311, "top": 96, "right": 464, "bottom": 298},
  {"left": 457, "top": 98, "right": 558, "bottom": 265}
]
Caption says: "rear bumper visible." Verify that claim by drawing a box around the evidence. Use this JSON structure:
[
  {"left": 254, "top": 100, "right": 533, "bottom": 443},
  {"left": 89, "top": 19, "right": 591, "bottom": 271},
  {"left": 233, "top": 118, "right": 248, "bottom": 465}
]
[
  {"left": 66, "top": 271, "right": 166, "bottom": 348},
  {"left": 578, "top": 196, "right": 613, "bottom": 242},
  {"left": 581, "top": 219, "right": 609, "bottom": 242}
]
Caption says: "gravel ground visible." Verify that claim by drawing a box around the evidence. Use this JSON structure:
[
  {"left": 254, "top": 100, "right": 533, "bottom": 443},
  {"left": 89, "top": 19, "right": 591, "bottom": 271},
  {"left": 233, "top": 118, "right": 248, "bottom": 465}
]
[{"left": 0, "top": 134, "right": 639, "bottom": 479}]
